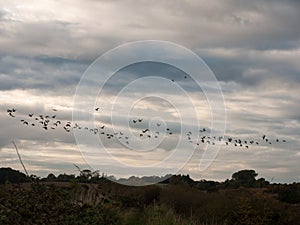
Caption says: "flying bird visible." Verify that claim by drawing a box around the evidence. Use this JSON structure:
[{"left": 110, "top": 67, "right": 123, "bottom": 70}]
[
  {"left": 8, "top": 112, "right": 15, "bottom": 117},
  {"left": 5, "top": 105, "right": 289, "bottom": 152}
]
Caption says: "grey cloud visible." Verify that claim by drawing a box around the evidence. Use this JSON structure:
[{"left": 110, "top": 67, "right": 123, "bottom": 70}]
[
  {"left": 0, "top": 55, "right": 87, "bottom": 93},
  {"left": 0, "top": 9, "right": 8, "bottom": 20},
  {"left": 0, "top": 0, "right": 299, "bottom": 59},
  {"left": 0, "top": 0, "right": 300, "bottom": 182},
  {"left": 200, "top": 48, "right": 300, "bottom": 88}
]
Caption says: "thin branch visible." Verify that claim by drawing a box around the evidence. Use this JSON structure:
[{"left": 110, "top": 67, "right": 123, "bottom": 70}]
[
  {"left": 73, "top": 163, "right": 81, "bottom": 174},
  {"left": 12, "top": 140, "right": 29, "bottom": 177}
]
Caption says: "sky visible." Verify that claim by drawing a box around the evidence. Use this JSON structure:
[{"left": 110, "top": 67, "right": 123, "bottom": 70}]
[{"left": 0, "top": 0, "right": 300, "bottom": 184}]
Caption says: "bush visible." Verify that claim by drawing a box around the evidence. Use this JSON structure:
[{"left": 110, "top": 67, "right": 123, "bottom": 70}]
[{"left": 143, "top": 185, "right": 161, "bottom": 205}]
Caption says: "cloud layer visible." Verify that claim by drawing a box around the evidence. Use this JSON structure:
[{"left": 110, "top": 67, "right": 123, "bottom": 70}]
[{"left": 0, "top": 0, "right": 299, "bottom": 183}]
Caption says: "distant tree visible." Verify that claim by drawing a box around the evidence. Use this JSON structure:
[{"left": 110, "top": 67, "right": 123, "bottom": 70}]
[
  {"left": 57, "top": 173, "right": 75, "bottom": 182},
  {"left": 77, "top": 169, "right": 100, "bottom": 183},
  {"left": 169, "top": 174, "right": 195, "bottom": 187},
  {"left": 255, "top": 177, "right": 269, "bottom": 188},
  {"left": 30, "top": 174, "right": 40, "bottom": 181},
  {"left": 46, "top": 173, "right": 57, "bottom": 181},
  {"left": 0, "top": 167, "right": 30, "bottom": 184},
  {"left": 196, "top": 179, "right": 219, "bottom": 192},
  {"left": 232, "top": 169, "right": 258, "bottom": 187}
]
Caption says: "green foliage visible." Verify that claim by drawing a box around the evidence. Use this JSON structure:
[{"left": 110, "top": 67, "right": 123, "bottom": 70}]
[
  {"left": 57, "top": 173, "right": 76, "bottom": 182},
  {"left": 231, "top": 169, "right": 258, "bottom": 187},
  {"left": 160, "top": 185, "right": 233, "bottom": 223},
  {"left": 143, "top": 185, "right": 161, "bottom": 205},
  {"left": 1, "top": 168, "right": 300, "bottom": 224},
  {"left": 0, "top": 183, "right": 121, "bottom": 225},
  {"left": 195, "top": 180, "right": 219, "bottom": 192},
  {"left": 0, "top": 168, "right": 30, "bottom": 184},
  {"left": 278, "top": 184, "right": 300, "bottom": 204},
  {"left": 229, "top": 191, "right": 282, "bottom": 225},
  {"left": 142, "top": 204, "right": 196, "bottom": 225},
  {"left": 168, "top": 174, "right": 196, "bottom": 187},
  {"left": 46, "top": 173, "right": 56, "bottom": 181}
]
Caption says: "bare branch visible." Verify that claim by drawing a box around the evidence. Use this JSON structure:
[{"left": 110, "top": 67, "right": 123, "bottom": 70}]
[{"left": 12, "top": 140, "right": 30, "bottom": 177}]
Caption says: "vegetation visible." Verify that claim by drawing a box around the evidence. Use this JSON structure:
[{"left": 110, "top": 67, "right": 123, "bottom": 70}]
[
  {"left": 0, "top": 168, "right": 30, "bottom": 184},
  {"left": 0, "top": 168, "right": 300, "bottom": 225}
]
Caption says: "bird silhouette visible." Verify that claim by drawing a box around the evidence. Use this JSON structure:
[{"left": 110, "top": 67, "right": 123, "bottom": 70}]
[
  {"left": 6, "top": 105, "right": 289, "bottom": 151},
  {"left": 8, "top": 112, "right": 15, "bottom": 117}
]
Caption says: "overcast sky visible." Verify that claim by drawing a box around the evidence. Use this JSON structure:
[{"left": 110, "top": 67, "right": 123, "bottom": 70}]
[{"left": 1, "top": 0, "right": 300, "bottom": 183}]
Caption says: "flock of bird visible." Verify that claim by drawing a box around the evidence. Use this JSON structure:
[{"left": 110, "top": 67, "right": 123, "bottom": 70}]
[
  {"left": 6, "top": 107, "right": 173, "bottom": 146},
  {"left": 6, "top": 107, "right": 287, "bottom": 150}
]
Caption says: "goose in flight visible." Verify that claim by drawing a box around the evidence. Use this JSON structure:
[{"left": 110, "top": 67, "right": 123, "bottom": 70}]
[{"left": 6, "top": 105, "right": 289, "bottom": 151}]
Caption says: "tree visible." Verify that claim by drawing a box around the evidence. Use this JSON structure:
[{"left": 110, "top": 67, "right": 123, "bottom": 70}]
[
  {"left": 76, "top": 169, "right": 101, "bottom": 183},
  {"left": 57, "top": 173, "right": 75, "bottom": 182},
  {"left": 232, "top": 170, "right": 258, "bottom": 187},
  {"left": 46, "top": 173, "right": 57, "bottom": 181},
  {"left": 256, "top": 178, "right": 269, "bottom": 188},
  {"left": 0, "top": 167, "right": 29, "bottom": 184}
]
